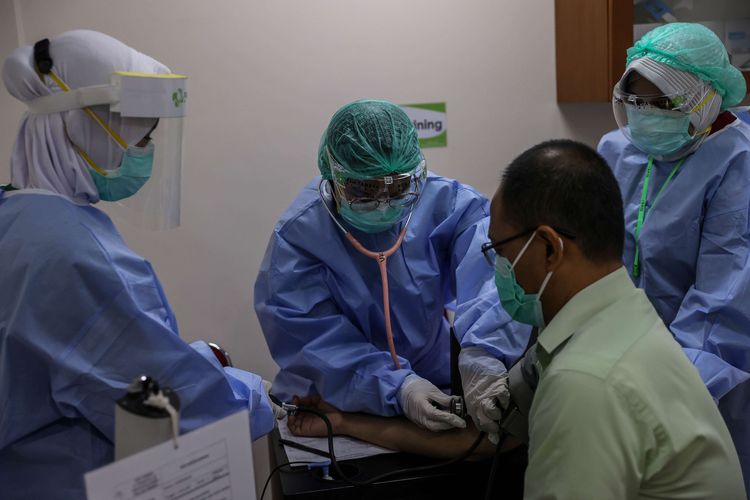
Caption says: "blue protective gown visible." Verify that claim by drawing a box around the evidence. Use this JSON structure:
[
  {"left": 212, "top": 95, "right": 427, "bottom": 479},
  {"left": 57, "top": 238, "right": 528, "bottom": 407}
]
[
  {"left": 740, "top": 109, "right": 750, "bottom": 126},
  {"left": 0, "top": 189, "right": 274, "bottom": 500},
  {"left": 255, "top": 173, "right": 529, "bottom": 416},
  {"left": 598, "top": 117, "right": 750, "bottom": 489}
]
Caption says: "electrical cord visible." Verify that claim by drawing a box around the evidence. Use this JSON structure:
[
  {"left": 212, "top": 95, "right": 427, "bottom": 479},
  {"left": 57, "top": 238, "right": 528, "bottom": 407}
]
[
  {"left": 482, "top": 328, "right": 538, "bottom": 499},
  {"left": 260, "top": 460, "right": 316, "bottom": 500},
  {"left": 483, "top": 431, "right": 510, "bottom": 500},
  {"left": 293, "top": 405, "right": 487, "bottom": 487}
]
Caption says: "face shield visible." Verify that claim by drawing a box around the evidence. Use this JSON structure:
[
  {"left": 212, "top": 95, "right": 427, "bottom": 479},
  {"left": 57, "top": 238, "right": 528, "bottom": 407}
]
[
  {"left": 27, "top": 70, "right": 187, "bottom": 230},
  {"left": 612, "top": 80, "right": 716, "bottom": 160}
]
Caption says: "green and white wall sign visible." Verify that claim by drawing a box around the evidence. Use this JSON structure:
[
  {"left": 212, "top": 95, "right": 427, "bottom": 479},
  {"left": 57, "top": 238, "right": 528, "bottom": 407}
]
[{"left": 401, "top": 102, "right": 447, "bottom": 148}]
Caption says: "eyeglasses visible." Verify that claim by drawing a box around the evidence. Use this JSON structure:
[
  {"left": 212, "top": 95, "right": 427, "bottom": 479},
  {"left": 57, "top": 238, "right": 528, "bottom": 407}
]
[{"left": 481, "top": 227, "right": 576, "bottom": 268}]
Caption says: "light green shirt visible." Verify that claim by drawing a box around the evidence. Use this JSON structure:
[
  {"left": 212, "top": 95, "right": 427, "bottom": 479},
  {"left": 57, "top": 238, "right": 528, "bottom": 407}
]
[{"left": 525, "top": 267, "right": 744, "bottom": 500}]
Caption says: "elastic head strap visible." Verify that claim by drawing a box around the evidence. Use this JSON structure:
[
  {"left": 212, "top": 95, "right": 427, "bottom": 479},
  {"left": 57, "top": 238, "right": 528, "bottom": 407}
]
[
  {"left": 690, "top": 89, "right": 717, "bottom": 114},
  {"left": 30, "top": 38, "right": 129, "bottom": 171},
  {"left": 26, "top": 84, "right": 120, "bottom": 115},
  {"left": 33, "top": 39, "right": 53, "bottom": 75}
]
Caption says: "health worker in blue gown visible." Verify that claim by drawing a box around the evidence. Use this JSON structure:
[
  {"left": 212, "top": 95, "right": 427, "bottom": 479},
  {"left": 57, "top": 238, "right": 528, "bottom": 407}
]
[
  {"left": 0, "top": 31, "right": 281, "bottom": 500},
  {"left": 255, "top": 100, "right": 527, "bottom": 434},
  {"left": 597, "top": 23, "right": 750, "bottom": 490}
]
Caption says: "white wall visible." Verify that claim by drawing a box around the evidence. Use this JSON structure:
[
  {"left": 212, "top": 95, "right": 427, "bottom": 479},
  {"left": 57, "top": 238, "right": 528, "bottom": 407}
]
[
  {"left": 0, "top": 1, "right": 25, "bottom": 161},
  {"left": 0, "top": 0, "right": 616, "bottom": 494}
]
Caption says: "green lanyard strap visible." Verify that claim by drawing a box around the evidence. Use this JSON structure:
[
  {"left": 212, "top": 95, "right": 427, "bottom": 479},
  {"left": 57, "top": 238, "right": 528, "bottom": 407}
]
[{"left": 632, "top": 156, "right": 686, "bottom": 278}]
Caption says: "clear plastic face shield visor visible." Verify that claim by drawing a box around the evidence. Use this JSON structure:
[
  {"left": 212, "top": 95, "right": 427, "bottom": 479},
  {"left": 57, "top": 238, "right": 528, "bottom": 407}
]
[
  {"left": 27, "top": 71, "right": 187, "bottom": 230},
  {"left": 326, "top": 147, "right": 427, "bottom": 219},
  {"left": 611, "top": 82, "right": 715, "bottom": 158}
]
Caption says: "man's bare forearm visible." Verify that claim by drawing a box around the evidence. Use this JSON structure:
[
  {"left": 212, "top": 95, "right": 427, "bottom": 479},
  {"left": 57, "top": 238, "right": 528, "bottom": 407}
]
[{"left": 337, "top": 413, "right": 498, "bottom": 459}]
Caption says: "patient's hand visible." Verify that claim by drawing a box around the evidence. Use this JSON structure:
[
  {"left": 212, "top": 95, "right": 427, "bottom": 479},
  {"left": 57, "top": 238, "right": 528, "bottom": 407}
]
[{"left": 287, "top": 395, "right": 345, "bottom": 437}]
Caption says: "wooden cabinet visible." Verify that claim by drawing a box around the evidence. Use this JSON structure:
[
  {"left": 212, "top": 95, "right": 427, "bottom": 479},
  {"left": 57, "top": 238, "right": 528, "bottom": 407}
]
[
  {"left": 555, "top": 0, "right": 632, "bottom": 102},
  {"left": 555, "top": 0, "right": 750, "bottom": 103}
]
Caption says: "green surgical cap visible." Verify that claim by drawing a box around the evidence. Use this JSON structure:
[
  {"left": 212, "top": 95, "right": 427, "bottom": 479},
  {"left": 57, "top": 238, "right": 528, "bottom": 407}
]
[
  {"left": 627, "top": 23, "right": 746, "bottom": 109},
  {"left": 317, "top": 99, "right": 422, "bottom": 180}
]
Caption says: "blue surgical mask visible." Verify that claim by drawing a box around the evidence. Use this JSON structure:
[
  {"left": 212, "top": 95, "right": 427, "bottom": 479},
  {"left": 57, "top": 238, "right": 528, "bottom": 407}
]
[
  {"left": 89, "top": 144, "right": 154, "bottom": 202},
  {"left": 494, "top": 232, "right": 554, "bottom": 328},
  {"left": 338, "top": 202, "right": 405, "bottom": 233},
  {"left": 626, "top": 106, "right": 694, "bottom": 157}
]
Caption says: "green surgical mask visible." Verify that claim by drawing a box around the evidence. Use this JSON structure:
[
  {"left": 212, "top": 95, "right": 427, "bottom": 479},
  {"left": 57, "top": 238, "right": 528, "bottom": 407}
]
[
  {"left": 338, "top": 202, "right": 405, "bottom": 233},
  {"left": 626, "top": 106, "right": 694, "bottom": 158},
  {"left": 89, "top": 144, "right": 154, "bottom": 202},
  {"left": 494, "top": 232, "right": 554, "bottom": 328}
]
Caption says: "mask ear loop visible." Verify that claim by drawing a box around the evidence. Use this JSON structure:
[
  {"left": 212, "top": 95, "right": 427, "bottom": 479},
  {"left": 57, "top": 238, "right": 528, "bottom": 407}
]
[
  {"left": 511, "top": 232, "right": 537, "bottom": 269},
  {"left": 537, "top": 237, "right": 564, "bottom": 299}
]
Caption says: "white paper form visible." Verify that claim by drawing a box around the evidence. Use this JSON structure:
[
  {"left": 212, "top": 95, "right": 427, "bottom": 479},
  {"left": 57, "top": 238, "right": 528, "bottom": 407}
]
[
  {"left": 277, "top": 416, "right": 397, "bottom": 463},
  {"left": 85, "top": 411, "right": 255, "bottom": 500}
]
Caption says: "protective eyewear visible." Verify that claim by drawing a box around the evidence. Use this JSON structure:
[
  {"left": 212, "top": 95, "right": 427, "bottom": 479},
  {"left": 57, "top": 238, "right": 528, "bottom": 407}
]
[
  {"left": 612, "top": 83, "right": 717, "bottom": 140},
  {"left": 327, "top": 148, "right": 427, "bottom": 212},
  {"left": 612, "top": 84, "right": 714, "bottom": 114}
]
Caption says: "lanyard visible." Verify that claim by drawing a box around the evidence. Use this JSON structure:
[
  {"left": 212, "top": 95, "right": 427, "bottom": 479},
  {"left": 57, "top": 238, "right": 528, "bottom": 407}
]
[{"left": 632, "top": 156, "right": 686, "bottom": 278}]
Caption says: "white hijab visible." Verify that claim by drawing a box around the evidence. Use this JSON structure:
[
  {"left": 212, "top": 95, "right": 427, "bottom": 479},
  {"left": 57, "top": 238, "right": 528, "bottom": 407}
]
[{"left": 2, "top": 30, "right": 168, "bottom": 203}]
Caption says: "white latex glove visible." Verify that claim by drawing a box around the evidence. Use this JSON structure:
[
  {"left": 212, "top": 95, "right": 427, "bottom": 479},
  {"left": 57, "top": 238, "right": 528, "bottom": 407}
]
[
  {"left": 262, "top": 379, "right": 287, "bottom": 420},
  {"left": 458, "top": 347, "right": 510, "bottom": 434},
  {"left": 397, "top": 374, "right": 467, "bottom": 431}
]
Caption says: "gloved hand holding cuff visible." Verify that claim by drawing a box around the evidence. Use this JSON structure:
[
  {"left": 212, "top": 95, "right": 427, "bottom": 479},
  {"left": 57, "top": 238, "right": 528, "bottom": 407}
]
[
  {"left": 459, "top": 347, "right": 510, "bottom": 434},
  {"left": 397, "top": 374, "right": 466, "bottom": 432}
]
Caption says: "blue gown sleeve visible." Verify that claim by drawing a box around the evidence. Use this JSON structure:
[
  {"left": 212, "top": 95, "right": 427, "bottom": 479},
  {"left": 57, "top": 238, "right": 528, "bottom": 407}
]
[
  {"left": 255, "top": 233, "right": 414, "bottom": 416},
  {"left": 451, "top": 192, "right": 531, "bottom": 371},
  {"left": 49, "top": 253, "right": 275, "bottom": 442},
  {"left": 189, "top": 341, "right": 275, "bottom": 437},
  {"left": 670, "top": 151, "right": 750, "bottom": 400}
]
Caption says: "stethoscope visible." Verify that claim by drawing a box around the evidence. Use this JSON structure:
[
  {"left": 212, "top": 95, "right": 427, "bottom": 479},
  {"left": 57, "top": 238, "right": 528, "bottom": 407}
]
[{"left": 318, "top": 179, "right": 414, "bottom": 369}]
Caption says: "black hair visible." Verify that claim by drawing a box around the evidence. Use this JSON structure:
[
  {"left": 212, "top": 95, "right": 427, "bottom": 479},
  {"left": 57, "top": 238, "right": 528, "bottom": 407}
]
[{"left": 499, "top": 139, "right": 624, "bottom": 262}]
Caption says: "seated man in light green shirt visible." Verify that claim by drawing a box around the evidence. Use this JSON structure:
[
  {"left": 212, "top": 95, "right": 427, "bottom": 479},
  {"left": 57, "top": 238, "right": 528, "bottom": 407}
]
[{"left": 483, "top": 139, "right": 745, "bottom": 499}]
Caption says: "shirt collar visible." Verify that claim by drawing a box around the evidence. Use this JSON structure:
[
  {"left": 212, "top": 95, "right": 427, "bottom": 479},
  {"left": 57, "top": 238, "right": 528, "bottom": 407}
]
[{"left": 537, "top": 267, "right": 633, "bottom": 360}]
